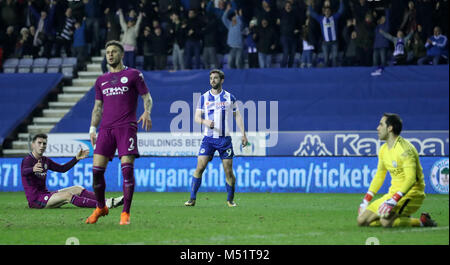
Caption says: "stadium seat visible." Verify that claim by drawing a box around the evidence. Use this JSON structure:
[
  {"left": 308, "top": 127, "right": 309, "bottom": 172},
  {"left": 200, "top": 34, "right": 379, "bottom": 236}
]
[
  {"left": 62, "top": 66, "right": 74, "bottom": 79},
  {"left": 17, "top": 58, "right": 33, "bottom": 73},
  {"left": 2, "top": 58, "right": 19, "bottom": 73},
  {"left": 32, "top": 58, "right": 48, "bottom": 73},
  {"left": 46, "top": 57, "right": 62, "bottom": 73},
  {"left": 62, "top": 57, "right": 77, "bottom": 68}
]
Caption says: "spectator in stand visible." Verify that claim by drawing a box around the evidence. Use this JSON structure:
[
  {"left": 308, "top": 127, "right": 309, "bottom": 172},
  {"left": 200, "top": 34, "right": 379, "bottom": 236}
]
[
  {"left": 376, "top": 28, "right": 413, "bottom": 71},
  {"left": 54, "top": 7, "right": 76, "bottom": 57},
  {"left": 307, "top": 0, "right": 344, "bottom": 67},
  {"left": 372, "top": 8, "right": 390, "bottom": 71},
  {"left": 118, "top": 9, "right": 144, "bottom": 68},
  {"left": 28, "top": 25, "right": 40, "bottom": 57},
  {"left": 141, "top": 26, "right": 154, "bottom": 71},
  {"left": 256, "top": 0, "right": 277, "bottom": 29},
  {"left": 168, "top": 12, "right": 186, "bottom": 70},
  {"left": 244, "top": 17, "right": 259, "bottom": 68},
  {"left": 255, "top": 17, "right": 277, "bottom": 68},
  {"left": 2, "top": 26, "right": 17, "bottom": 59},
  {"left": 351, "top": 0, "right": 369, "bottom": 24},
  {"left": 28, "top": 0, "right": 56, "bottom": 58},
  {"left": 105, "top": 19, "right": 121, "bottom": 43},
  {"left": 82, "top": 0, "right": 102, "bottom": 56},
  {"left": 72, "top": 18, "right": 87, "bottom": 71},
  {"left": 159, "top": 0, "right": 182, "bottom": 28},
  {"left": 433, "top": 0, "right": 448, "bottom": 38},
  {"left": 151, "top": 26, "right": 169, "bottom": 70},
  {"left": 222, "top": 5, "right": 244, "bottom": 69},
  {"left": 205, "top": 0, "right": 234, "bottom": 54},
  {"left": 406, "top": 32, "right": 427, "bottom": 65},
  {"left": 278, "top": 1, "right": 302, "bottom": 68},
  {"left": 202, "top": 12, "right": 220, "bottom": 69},
  {"left": 355, "top": 12, "right": 375, "bottom": 66},
  {"left": 400, "top": 1, "right": 417, "bottom": 34},
  {"left": 418, "top": 26, "right": 448, "bottom": 66},
  {"left": 184, "top": 9, "right": 204, "bottom": 69},
  {"left": 15, "top": 27, "right": 35, "bottom": 58},
  {"left": 343, "top": 30, "right": 360, "bottom": 67},
  {"left": 416, "top": 0, "right": 434, "bottom": 38},
  {"left": 300, "top": 22, "right": 315, "bottom": 68}
]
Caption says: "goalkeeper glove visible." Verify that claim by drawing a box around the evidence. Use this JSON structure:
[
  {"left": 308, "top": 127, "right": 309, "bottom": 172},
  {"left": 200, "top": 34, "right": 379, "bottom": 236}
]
[
  {"left": 358, "top": 191, "right": 374, "bottom": 216},
  {"left": 378, "top": 191, "right": 403, "bottom": 218}
]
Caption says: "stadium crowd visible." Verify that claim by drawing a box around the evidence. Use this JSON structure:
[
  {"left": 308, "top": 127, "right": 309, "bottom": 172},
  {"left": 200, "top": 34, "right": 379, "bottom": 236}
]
[{"left": 0, "top": 0, "right": 448, "bottom": 71}]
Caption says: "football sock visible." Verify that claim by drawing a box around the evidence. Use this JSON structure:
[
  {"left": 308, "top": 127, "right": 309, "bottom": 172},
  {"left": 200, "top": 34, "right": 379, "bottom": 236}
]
[
  {"left": 92, "top": 166, "right": 106, "bottom": 208},
  {"left": 369, "top": 220, "right": 381, "bottom": 227},
  {"left": 393, "top": 217, "right": 421, "bottom": 227},
  {"left": 71, "top": 195, "right": 97, "bottom": 208},
  {"left": 80, "top": 189, "right": 97, "bottom": 200},
  {"left": 190, "top": 177, "right": 202, "bottom": 200},
  {"left": 122, "top": 163, "right": 135, "bottom": 214},
  {"left": 226, "top": 182, "right": 235, "bottom": 202}
]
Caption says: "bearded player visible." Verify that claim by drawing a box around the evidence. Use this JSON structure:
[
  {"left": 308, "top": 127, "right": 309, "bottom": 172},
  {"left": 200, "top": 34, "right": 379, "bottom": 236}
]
[
  {"left": 184, "top": 69, "right": 248, "bottom": 207},
  {"left": 357, "top": 113, "right": 437, "bottom": 228},
  {"left": 86, "top": 40, "right": 153, "bottom": 225}
]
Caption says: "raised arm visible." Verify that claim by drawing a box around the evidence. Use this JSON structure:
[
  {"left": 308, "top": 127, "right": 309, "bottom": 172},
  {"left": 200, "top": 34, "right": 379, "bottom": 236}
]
[
  {"left": 118, "top": 9, "right": 127, "bottom": 31},
  {"left": 48, "top": 157, "right": 79, "bottom": 173}
]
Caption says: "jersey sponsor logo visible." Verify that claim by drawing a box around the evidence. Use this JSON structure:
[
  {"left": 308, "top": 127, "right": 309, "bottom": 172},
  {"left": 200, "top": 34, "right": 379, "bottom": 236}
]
[
  {"left": 430, "top": 158, "right": 449, "bottom": 194},
  {"left": 102, "top": 86, "right": 129, "bottom": 96},
  {"left": 293, "top": 134, "right": 332, "bottom": 156}
]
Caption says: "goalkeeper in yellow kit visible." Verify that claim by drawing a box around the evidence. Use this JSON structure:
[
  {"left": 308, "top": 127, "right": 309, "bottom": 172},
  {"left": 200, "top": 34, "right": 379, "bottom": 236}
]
[{"left": 357, "top": 113, "right": 437, "bottom": 228}]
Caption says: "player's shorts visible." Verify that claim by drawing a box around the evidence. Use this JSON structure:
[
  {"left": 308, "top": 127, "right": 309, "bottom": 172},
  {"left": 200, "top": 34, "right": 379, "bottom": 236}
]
[
  {"left": 94, "top": 125, "right": 139, "bottom": 161},
  {"left": 367, "top": 190, "right": 425, "bottom": 217},
  {"left": 198, "top": 136, "right": 234, "bottom": 159},
  {"left": 28, "top": 191, "right": 57, "bottom": 209}
]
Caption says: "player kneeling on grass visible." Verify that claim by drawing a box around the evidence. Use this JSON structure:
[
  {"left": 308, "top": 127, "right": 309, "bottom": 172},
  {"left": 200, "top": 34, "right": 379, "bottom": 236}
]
[
  {"left": 21, "top": 133, "right": 123, "bottom": 209},
  {"left": 357, "top": 113, "right": 437, "bottom": 228}
]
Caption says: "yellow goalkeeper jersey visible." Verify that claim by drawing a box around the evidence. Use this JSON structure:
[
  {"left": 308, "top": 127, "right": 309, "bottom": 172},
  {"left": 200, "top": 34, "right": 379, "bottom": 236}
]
[{"left": 369, "top": 136, "right": 425, "bottom": 195}]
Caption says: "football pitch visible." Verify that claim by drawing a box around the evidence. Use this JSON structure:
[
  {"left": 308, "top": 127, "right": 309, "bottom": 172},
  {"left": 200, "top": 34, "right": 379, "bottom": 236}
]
[{"left": 0, "top": 192, "right": 448, "bottom": 245}]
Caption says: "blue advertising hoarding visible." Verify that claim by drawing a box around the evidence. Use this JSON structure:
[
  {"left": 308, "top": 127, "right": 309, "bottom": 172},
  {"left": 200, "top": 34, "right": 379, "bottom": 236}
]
[
  {"left": 1, "top": 157, "right": 447, "bottom": 194},
  {"left": 269, "top": 131, "right": 449, "bottom": 156}
]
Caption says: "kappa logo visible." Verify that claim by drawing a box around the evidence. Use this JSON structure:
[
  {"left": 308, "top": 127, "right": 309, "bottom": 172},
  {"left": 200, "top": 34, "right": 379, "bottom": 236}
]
[
  {"left": 293, "top": 134, "right": 332, "bottom": 156},
  {"left": 430, "top": 158, "right": 449, "bottom": 194}
]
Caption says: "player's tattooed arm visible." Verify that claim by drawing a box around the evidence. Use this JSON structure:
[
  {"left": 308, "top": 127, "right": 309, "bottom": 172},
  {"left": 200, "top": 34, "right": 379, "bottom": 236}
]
[
  {"left": 90, "top": 100, "right": 103, "bottom": 145},
  {"left": 90, "top": 100, "right": 103, "bottom": 128},
  {"left": 142, "top": 92, "right": 153, "bottom": 114},
  {"left": 138, "top": 93, "right": 152, "bottom": 131}
]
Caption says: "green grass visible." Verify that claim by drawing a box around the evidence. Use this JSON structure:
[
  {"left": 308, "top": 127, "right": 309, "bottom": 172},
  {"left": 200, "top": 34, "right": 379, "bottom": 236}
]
[{"left": 0, "top": 192, "right": 448, "bottom": 245}]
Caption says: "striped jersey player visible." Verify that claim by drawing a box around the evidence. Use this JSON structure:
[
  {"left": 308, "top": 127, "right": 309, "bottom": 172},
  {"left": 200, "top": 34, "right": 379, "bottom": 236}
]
[{"left": 185, "top": 69, "right": 248, "bottom": 207}]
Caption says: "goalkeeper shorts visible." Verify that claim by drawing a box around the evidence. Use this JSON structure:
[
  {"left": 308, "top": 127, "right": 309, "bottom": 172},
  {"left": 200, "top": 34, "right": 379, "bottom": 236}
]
[{"left": 367, "top": 190, "right": 425, "bottom": 217}]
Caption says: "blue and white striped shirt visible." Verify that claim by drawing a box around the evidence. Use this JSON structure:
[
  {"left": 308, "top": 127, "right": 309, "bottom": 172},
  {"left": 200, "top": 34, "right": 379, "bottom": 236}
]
[
  {"left": 197, "top": 89, "right": 237, "bottom": 138},
  {"left": 309, "top": 1, "right": 344, "bottom": 42}
]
